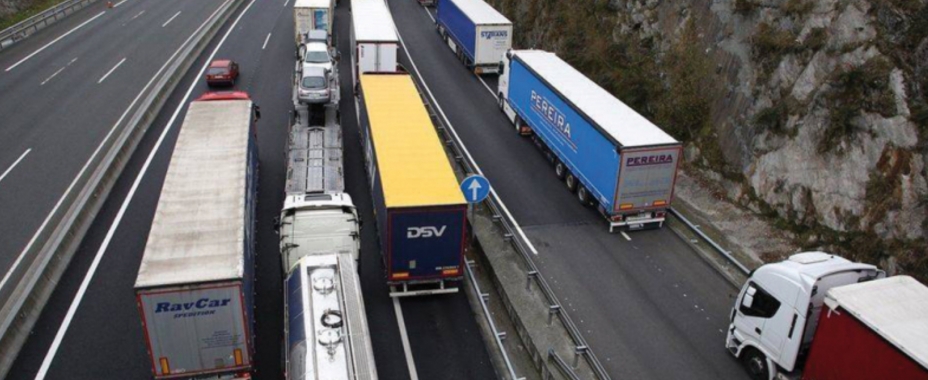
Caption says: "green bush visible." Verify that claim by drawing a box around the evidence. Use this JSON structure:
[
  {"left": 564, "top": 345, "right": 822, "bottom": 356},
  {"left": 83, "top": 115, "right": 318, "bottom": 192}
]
[
  {"left": 819, "top": 57, "right": 896, "bottom": 153},
  {"left": 753, "top": 102, "right": 790, "bottom": 135}
]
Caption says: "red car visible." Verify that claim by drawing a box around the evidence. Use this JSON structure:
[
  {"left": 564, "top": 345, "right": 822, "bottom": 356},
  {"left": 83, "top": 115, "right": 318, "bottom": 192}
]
[{"left": 205, "top": 59, "right": 239, "bottom": 87}]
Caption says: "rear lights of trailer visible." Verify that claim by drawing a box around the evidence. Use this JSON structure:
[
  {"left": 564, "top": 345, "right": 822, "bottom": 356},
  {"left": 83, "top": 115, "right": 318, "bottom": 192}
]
[
  {"left": 234, "top": 349, "right": 244, "bottom": 366},
  {"left": 160, "top": 358, "right": 170, "bottom": 374},
  {"left": 442, "top": 268, "right": 460, "bottom": 276},
  {"left": 652, "top": 200, "right": 667, "bottom": 206}
]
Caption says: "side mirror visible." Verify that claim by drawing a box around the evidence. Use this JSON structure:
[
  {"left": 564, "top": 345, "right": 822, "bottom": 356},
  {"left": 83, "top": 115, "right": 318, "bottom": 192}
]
[
  {"left": 254, "top": 105, "right": 261, "bottom": 120},
  {"left": 272, "top": 215, "right": 280, "bottom": 231}
]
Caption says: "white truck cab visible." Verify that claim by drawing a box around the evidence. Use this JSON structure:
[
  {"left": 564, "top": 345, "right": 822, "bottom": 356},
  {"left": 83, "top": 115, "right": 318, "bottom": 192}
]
[
  {"left": 278, "top": 193, "right": 360, "bottom": 273},
  {"left": 726, "top": 252, "right": 884, "bottom": 380}
]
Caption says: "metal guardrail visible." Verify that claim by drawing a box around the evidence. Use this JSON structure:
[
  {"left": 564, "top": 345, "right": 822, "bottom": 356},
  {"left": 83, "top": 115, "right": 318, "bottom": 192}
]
[
  {"left": 407, "top": 75, "right": 611, "bottom": 380},
  {"left": 546, "top": 349, "right": 581, "bottom": 380},
  {"left": 465, "top": 259, "right": 523, "bottom": 380},
  {"left": 0, "top": 0, "right": 97, "bottom": 51},
  {"left": 668, "top": 208, "right": 750, "bottom": 275},
  {"left": 0, "top": 0, "right": 245, "bottom": 376}
]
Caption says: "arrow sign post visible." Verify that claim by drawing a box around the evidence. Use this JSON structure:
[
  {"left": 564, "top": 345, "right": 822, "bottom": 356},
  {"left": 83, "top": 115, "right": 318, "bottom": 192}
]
[
  {"left": 460, "top": 175, "right": 490, "bottom": 204},
  {"left": 460, "top": 175, "right": 491, "bottom": 242}
]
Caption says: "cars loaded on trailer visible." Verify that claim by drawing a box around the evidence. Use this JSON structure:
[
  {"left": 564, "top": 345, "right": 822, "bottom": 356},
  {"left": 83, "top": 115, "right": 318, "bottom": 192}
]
[
  {"left": 357, "top": 73, "right": 467, "bottom": 297},
  {"left": 134, "top": 91, "right": 259, "bottom": 380},
  {"left": 498, "top": 49, "right": 682, "bottom": 231}
]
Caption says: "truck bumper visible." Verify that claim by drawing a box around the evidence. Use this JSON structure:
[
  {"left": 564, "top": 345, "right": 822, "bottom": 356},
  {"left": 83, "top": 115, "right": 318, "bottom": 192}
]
[{"left": 608, "top": 214, "right": 665, "bottom": 232}]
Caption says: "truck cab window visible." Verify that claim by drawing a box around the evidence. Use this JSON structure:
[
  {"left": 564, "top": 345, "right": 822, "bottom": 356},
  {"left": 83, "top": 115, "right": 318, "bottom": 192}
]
[{"left": 740, "top": 283, "right": 781, "bottom": 318}]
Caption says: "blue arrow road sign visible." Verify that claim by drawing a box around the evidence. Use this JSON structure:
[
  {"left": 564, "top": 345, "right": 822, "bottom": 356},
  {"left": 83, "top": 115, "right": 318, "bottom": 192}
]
[{"left": 460, "top": 175, "right": 490, "bottom": 203}]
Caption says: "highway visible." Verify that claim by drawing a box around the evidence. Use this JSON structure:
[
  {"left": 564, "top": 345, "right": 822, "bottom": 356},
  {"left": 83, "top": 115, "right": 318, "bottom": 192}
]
[
  {"left": 5, "top": 0, "right": 495, "bottom": 379},
  {"left": 1, "top": 0, "right": 754, "bottom": 378},
  {"left": 388, "top": 1, "right": 749, "bottom": 378},
  {"left": 0, "top": 0, "right": 231, "bottom": 323}
]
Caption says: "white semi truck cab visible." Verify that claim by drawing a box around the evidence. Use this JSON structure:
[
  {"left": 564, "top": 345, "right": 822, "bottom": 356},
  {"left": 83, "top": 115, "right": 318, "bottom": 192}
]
[
  {"left": 726, "top": 252, "right": 884, "bottom": 380},
  {"left": 279, "top": 193, "right": 360, "bottom": 274}
]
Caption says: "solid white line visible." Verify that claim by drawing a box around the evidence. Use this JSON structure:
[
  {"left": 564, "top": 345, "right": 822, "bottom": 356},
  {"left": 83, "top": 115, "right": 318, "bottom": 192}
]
[
  {"left": 6, "top": 11, "right": 106, "bottom": 72},
  {"left": 162, "top": 11, "right": 181, "bottom": 27},
  {"left": 476, "top": 76, "right": 496, "bottom": 99},
  {"left": 392, "top": 297, "right": 420, "bottom": 380},
  {"left": 421, "top": 5, "right": 435, "bottom": 23},
  {"left": 283, "top": 0, "right": 289, "bottom": 6},
  {"left": 112, "top": 0, "right": 129, "bottom": 7},
  {"left": 262, "top": 32, "right": 271, "bottom": 49},
  {"left": 97, "top": 57, "right": 126, "bottom": 83},
  {"left": 390, "top": 6, "right": 540, "bottom": 255},
  {"left": 33, "top": 1, "right": 252, "bottom": 378},
  {"left": 0, "top": 0, "right": 231, "bottom": 305},
  {"left": 0, "top": 149, "right": 31, "bottom": 184},
  {"left": 620, "top": 231, "right": 631, "bottom": 241}
]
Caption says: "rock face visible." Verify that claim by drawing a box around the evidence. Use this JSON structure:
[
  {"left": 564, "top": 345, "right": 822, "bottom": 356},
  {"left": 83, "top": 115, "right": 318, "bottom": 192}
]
[{"left": 489, "top": 0, "right": 928, "bottom": 277}]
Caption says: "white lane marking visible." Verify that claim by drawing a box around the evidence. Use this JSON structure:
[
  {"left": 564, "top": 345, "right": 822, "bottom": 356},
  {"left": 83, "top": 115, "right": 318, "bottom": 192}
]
[
  {"left": 620, "top": 231, "right": 631, "bottom": 241},
  {"left": 113, "top": 0, "right": 129, "bottom": 7},
  {"left": 284, "top": 0, "right": 289, "bottom": 6},
  {"left": 97, "top": 57, "right": 126, "bottom": 83},
  {"left": 162, "top": 11, "right": 181, "bottom": 27},
  {"left": 262, "top": 32, "right": 271, "bottom": 49},
  {"left": 40, "top": 57, "right": 78, "bottom": 86},
  {"left": 0, "top": 149, "right": 31, "bottom": 184},
  {"left": 33, "top": 1, "right": 250, "bottom": 378},
  {"left": 476, "top": 76, "right": 496, "bottom": 99},
  {"left": 421, "top": 4, "right": 435, "bottom": 23},
  {"left": 6, "top": 11, "right": 106, "bottom": 72},
  {"left": 392, "top": 297, "right": 420, "bottom": 380},
  {"left": 131, "top": 10, "right": 145, "bottom": 20},
  {"left": 390, "top": 5, "right": 539, "bottom": 255}
]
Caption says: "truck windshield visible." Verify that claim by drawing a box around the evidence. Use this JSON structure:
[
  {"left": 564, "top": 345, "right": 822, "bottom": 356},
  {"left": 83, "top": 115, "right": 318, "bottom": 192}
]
[
  {"left": 304, "top": 50, "right": 329, "bottom": 63},
  {"left": 301, "top": 76, "right": 326, "bottom": 89}
]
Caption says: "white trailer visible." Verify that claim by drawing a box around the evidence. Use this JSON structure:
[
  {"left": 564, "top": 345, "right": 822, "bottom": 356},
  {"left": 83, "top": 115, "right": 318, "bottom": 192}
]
[
  {"left": 284, "top": 254, "right": 377, "bottom": 379},
  {"left": 294, "top": 0, "right": 335, "bottom": 48},
  {"left": 135, "top": 92, "right": 259, "bottom": 380},
  {"left": 350, "top": 0, "right": 399, "bottom": 87}
]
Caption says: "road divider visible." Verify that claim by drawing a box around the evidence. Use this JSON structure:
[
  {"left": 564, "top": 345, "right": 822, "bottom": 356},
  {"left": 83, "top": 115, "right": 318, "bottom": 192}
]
[
  {"left": 0, "top": 0, "right": 245, "bottom": 376},
  {"left": 0, "top": 0, "right": 99, "bottom": 52}
]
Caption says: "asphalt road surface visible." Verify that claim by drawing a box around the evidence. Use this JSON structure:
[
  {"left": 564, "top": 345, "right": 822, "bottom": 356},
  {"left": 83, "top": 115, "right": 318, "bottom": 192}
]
[
  {"left": 6, "top": 0, "right": 496, "bottom": 379},
  {"left": 0, "top": 0, "right": 231, "bottom": 324},
  {"left": 389, "top": 1, "right": 749, "bottom": 378}
]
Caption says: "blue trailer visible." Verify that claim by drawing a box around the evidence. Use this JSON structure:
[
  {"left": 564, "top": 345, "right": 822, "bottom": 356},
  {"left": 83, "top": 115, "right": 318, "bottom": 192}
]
[
  {"left": 498, "top": 50, "right": 682, "bottom": 231},
  {"left": 435, "top": 0, "right": 511, "bottom": 74},
  {"left": 358, "top": 73, "right": 467, "bottom": 297}
]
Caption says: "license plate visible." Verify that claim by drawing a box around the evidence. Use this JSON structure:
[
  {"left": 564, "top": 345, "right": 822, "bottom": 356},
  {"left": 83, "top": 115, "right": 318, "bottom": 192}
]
[{"left": 628, "top": 223, "right": 643, "bottom": 230}]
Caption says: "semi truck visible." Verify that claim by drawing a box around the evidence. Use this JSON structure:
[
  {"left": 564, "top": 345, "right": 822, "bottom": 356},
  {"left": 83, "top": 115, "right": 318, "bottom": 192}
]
[
  {"left": 726, "top": 252, "right": 928, "bottom": 380},
  {"left": 358, "top": 73, "right": 467, "bottom": 297},
  {"left": 135, "top": 91, "right": 260, "bottom": 380},
  {"left": 498, "top": 50, "right": 682, "bottom": 231},
  {"left": 350, "top": 0, "right": 399, "bottom": 88},
  {"left": 294, "top": 0, "right": 335, "bottom": 50},
  {"left": 435, "top": 0, "right": 511, "bottom": 74},
  {"left": 284, "top": 254, "right": 377, "bottom": 380},
  {"left": 280, "top": 82, "right": 359, "bottom": 275}
]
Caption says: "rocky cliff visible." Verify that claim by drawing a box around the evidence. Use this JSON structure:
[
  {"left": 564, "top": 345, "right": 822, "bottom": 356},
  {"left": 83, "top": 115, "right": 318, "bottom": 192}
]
[{"left": 488, "top": 0, "right": 927, "bottom": 279}]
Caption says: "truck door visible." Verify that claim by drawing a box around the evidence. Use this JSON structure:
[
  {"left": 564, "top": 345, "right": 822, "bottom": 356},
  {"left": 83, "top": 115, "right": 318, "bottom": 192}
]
[{"left": 734, "top": 282, "right": 783, "bottom": 358}]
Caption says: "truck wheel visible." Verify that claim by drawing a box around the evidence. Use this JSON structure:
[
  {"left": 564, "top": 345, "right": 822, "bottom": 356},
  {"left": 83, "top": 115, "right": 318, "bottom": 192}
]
[
  {"left": 566, "top": 173, "right": 578, "bottom": 192},
  {"left": 498, "top": 96, "right": 504, "bottom": 111},
  {"left": 554, "top": 160, "right": 566, "bottom": 180},
  {"left": 741, "top": 348, "right": 769, "bottom": 380},
  {"left": 577, "top": 185, "right": 591, "bottom": 206}
]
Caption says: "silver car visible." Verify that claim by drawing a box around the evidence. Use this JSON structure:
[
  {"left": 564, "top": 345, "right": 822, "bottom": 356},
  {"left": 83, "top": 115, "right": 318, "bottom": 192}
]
[{"left": 298, "top": 66, "right": 331, "bottom": 104}]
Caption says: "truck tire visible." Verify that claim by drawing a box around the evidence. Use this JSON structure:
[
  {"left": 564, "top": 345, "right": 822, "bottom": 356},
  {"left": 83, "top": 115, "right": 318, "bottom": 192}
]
[
  {"left": 577, "top": 185, "right": 591, "bottom": 206},
  {"left": 554, "top": 160, "right": 566, "bottom": 180},
  {"left": 514, "top": 116, "right": 524, "bottom": 134},
  {"left": 566, "top": 173, "right": 578, "bottom": 192},
  {"left": 741, "top": 348, "right": 769, "bottom": 380},
  {"left": 498, "top": 96, "right": 504, "bottom": 111}
]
